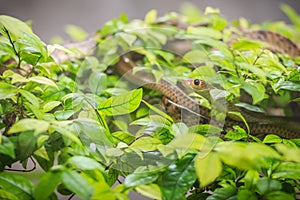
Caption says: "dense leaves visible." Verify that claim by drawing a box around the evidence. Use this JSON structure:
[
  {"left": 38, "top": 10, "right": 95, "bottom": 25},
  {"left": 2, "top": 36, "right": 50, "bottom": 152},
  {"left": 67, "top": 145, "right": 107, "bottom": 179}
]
[{"left": 0, "top": 4, "right": 300, "bottom": 200}]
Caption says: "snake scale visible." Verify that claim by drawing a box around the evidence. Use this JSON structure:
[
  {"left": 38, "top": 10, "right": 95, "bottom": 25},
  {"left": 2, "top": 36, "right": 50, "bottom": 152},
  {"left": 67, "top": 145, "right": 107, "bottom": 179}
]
[{"left": 115, "top": 30, "right": 300, "bottom": 139}]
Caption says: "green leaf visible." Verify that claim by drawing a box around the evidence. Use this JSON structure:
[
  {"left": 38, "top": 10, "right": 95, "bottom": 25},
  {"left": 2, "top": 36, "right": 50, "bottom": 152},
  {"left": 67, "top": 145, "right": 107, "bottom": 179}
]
[
  {"left": 215, "top": 142, "right": 280, "bottom": 170},
  {"left": 42, "top": 101, "right": 61, "bottom": 113},
  {"left": 0, "top": 82, "right": 18, "bottom": 99},
  {"left": 0, "top": 189, "right": 18, "bottom": 200},
  {"left": 237, "top": 62, "right": 267, "bottom": 84},
  {"left": 0, "top": 136, "right": 15, "bottom": 159},
  {"left": 129, "top": 137, "right": 161, "bottom": 151},
  {"left": 265, "top": 191, "right": 294, "bottom": 200},
  {"left": 67, "top": 156, "right": 105, "bottom": 171},
  {"left": 124, "top": 171, "right": 159, "bottom": 188},
  {"left": 272, "top": 162, "right": 300, "bottom": 179},
  {"left": 19, "top": 89, "right": 40, "bottom": 107},
  {"left": 241, "top": 81, "right": 266, "bottom": 104},
  {"left": 62, "top": 170, "right": 94, "bottom": 200},
  {"left": 34, "top": 170, "right": 62, "bottom": 200},
  {"left": 118, "top": 32, "right": 137, "bottom": 46},
  {"left": 207, "top": 185, "right": 236, "bottom": 200},
  {"left": 145, "top": 9, "right": 157, "bottom": 24},
  {"left": 256, "top": 178, "right": 281, "bottom": 195},
  {"left": 186, "top": 27, "right": 223, "bottom": 39},
  {"left": 29, "top": 76, "right": 58, "bottom": 89},
  {"left": 195, "top": 152, "right": 222, "bottom": 187},
  {"left": 8, "top": 119, "right": 49, "bottom": 135},
  {"left": 182, "top": 50, "right": 207, "bottom": 64},
  {"left": 54, "top": 110, "right": 74, "bottom": 120},
  {"left": 159, "top": 154, "right": 197, "bottom": 200},
  {"left": 224, "top": 126, "right": 248, "bottom": 140},
  {"left": 0, "top": 172, "right": 34, "bottom": 200},
  {"left": 0, "top": 15, "right": 33, "bottom": 40},
  {"left": 65, "top": 24, "right": 88, "bottom": 42},
  {"left": 135, "top": 184, "right": 162, "bottom": 200},
  {"left": 88, "top": 72, "right": 107, "bottom": 94},
  {"left": 263, "top": 134, "right": 283, "bottom": 144},
  {"left": 274, "top": 81, "right": 300, "bottom": 92},
  {"left": 98, "top": 88, "right": 143, "bottom": 116},
  {"left": 237, "top": 189, "right": 257, "bottom": 200},
  {"left": 50, "top": 123, "right": 82, "bottom": 145}
]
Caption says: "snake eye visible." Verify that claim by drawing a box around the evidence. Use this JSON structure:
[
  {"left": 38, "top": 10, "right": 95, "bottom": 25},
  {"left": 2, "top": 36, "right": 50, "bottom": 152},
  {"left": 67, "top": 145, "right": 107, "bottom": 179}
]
[{"left": 193, "top": 79, "right": 200, "bottom": 85}]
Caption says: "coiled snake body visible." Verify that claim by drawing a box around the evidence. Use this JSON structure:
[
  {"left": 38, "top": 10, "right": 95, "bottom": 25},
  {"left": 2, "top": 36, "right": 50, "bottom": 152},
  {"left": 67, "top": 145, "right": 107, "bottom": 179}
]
[{"left": 115, "top": 30, "right": 300, "bottom": 139}]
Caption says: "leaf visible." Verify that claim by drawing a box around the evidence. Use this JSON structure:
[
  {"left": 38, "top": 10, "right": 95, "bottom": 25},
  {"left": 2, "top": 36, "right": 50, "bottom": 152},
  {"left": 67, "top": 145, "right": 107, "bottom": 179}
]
[
  {"left": 195, "top": 152, "right": 222, "bottom": 187},
  {"left": 224, "top": 126, "right": 248, "bottom": 140},
  {"left": 0, "top": 15, "right": 33, "bottom": 40},
  {"left": 135, "top": 184, "right": 162, "bottom": 200},
  {"left": 167, "top": 133, "right": 207, "bottom": 151},
  {"left": 19, "top": 89, "right": 40, "bottom": 107},
  {"left": 241, "top": 81, "right": 266, "bottom": 104},
  {"left": 263, "top": 134, "right": 283, "bottom": 144},
  {"left": 88, "top": 72, "right": 107, "bottom": 94},
  {"left": 0, "top": 189, "right": 18, "bottom": 200},
  {"left": 274, "top": 81, "right": 300, "bottom": 92},
  {"left": 0, "top": 136, "right": 15, "bottom": 159},
  {"left": 98, "top": 88, "right": 143, "bottom": 116},
  {"left": 118, "top": 32, "right": 137, "bottom": 46},
  {"left": 29, "top": 76, "right": 58, "bottom": 89},
  {"left": 54, "top": 110, "right": 74, "bottom": 120},
  {"left": 159, "top": 154, "right": 197, "bottom": 200},
  {"left": 34, "top": 170, "right": 62, "bottom": 200},
  {"left": 67, "top": 156, "right": 105, "bottom": 171},
  {"left": 124, "top": 171, "right": 159, "bottom": 188},
  {"left": 0, "top": 82, "right": 18, "bottom": 99},
  {"left": 256, "top": 178, "right": 281, "bottom": 195},
  {"left": 0, "top": 172, "right": 34, "bottom": 200},
  {"left": 215, "top": 142, "right": 280, "bottom": 170},
  {"left": 182, "top": 50, "right": 207, "bottom": 64},
  {"left": 206, "top": 185, "right": 236, "bottom": 200},
  {"left": 237, "top": 62, "right": 267, "bottom": 84},
  {"left": 186, "top": 27, "right": 223, "bottom": 39},
  {"left": 65, "top": 24, "right": 88, "bottom": 42},
  {"left": 129, "top": 137, "right": 162, "bottom": 151},
  {"left": 145, "top": 9, "right": 157, "bottom": 24},
  {"left": 42, "top": 101, "right": 61, "bottom": 113},
  {"left": 61, "top": 170, "right": 94, "bottom": 200},
  {"left": 8, "top": 119, "right": 49, "bottom": 135},
  {"left": 50, "top": 124, "right": 82, "bottom": 145},
  {"left": 272, "top": 162, "right": 300, "bottom": 179}
]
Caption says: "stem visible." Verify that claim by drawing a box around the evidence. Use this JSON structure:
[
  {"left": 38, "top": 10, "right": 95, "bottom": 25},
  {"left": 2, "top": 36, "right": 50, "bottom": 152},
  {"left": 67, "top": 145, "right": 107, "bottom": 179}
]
[{"left": 3, "top": 27, "right": 21, "bottom": 68}]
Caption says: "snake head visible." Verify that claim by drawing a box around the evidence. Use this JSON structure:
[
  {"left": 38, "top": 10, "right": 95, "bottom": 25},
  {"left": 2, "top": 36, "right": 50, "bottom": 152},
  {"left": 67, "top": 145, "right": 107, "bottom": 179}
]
[{"left": 182, "top": 78, "right": 211, "bottom": 91}]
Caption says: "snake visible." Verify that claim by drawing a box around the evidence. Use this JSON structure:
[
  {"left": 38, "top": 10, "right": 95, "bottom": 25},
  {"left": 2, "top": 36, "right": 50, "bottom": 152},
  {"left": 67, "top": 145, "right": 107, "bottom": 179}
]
[{"left": 115, "top": 30, "right": 300, "bottom": 139}]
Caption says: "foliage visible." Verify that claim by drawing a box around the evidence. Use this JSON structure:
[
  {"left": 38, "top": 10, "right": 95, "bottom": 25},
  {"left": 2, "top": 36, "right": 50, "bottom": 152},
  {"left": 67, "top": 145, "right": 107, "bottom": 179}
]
[{"left": 0, "top": 4, "right": 300, "bottom": 200}]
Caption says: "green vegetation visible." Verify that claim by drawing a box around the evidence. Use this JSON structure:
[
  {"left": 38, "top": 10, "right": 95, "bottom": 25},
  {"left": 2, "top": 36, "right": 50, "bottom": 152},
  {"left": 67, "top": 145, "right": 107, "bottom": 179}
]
[{"left": 0, "top": 4, "right": 300, "bottom": 200}]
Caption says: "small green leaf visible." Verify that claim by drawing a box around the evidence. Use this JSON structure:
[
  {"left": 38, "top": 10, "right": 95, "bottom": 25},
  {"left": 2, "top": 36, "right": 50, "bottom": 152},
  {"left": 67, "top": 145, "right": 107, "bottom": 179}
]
[
  {"left": 8, "top": 119, "right": 49, "bottom": 135},
  {"left": 129, "top": 137, "right": 161, "bottom": 151},
  {"left": 29, "top": 76, "right": 58, "bottom": 89},
  {"left": 0, "top": 189, "right": 18, "bottom": 200},
  {"left": 0, "top": 82, "right": 18, "bottom": 99},
  {"left": 135, "top": 184, "right": 162, "bottom": 200},
  {"left": 98, "top": 88, "right": 143, "bottom": 116},
  {"left": 125, "top": 171, "right": 159, "bottom": 188},
  {"left": 195, "top": 152, "right": 222, "bottom": 187},
  {"left": 263, "top": 134, "right": 283, "bottom": 144},
  {"left": 145, "top": 9, "right": 157, "bottom": 24},
  {"left": 88, "top": 72, "right": 107, "bottom": 94},
  {"left": 62, "top": 170, "right": 94, "bottom": 200},
  {"left": 159, "top": 154, "right": 197, "bottom": 200},
  {"left": 54, "top": 110, "right": 74, "bottom": 120},
  {"left": 225, "top": 126, "right": 248, "bottom": 140},
  {"left": 0, "top": 136, "right": 15, "bottom": 159},
  {"left": 0, "top": 15, "right": 33, "bottom": 40},
  {"left": 118, "top": 32, "right": 137, "bottom": 46},
  {"left": 50, "top": 124, "right": 82, "bottom": 145},
  {"left": 34, "top": 170, "right": 62, "bottom": 200},
  {"left": 19, "top": 89, "right": 40, "bottom": 107},
  {"left": 186, "top": 27, "right": 223, "bottom": 39},
  {"left": 42, "top": 101, "right": 61, "bottom": 113},
  {"left": 256, "top": 178, "right": 281, "bottom": 195},
  {"left": 65, "top": 24, "right": 88, "bottom": 42},
  {"left": 182, "top": 50, "right": 207, "bottom": 64},
  {"left": 0, "top": 172, "right": 34, "bottom": 200},
  {"left": 67, "top": 156, "right": 104, "bottom": 171},
  {"left": 274, "top": 81, "right": 300, "bottom": 92}
]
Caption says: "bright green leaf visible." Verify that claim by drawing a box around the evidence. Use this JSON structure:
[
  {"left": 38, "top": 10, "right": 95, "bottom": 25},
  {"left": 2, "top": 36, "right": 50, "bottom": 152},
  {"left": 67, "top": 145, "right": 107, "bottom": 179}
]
[
  {"left": 195, "top": 152, "right": 222, "bottom": 187},
  {"left": 0, "top": 82, "right": 18, "bottom": 99},
  {"left": 98, "top": 88, "right": 143, "bottom": 116},
  {"left": 8, "top": 119, "right": 49, "bottom": 135}
]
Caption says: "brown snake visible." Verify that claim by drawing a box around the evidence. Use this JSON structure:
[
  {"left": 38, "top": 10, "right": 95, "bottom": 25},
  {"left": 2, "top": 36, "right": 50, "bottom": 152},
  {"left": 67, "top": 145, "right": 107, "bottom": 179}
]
[
  {"left": 114, "top": 30, "right": 300, "bottom": 139},
  {"left": 51, "top": 28, "right": 300, "bottom": 139}
]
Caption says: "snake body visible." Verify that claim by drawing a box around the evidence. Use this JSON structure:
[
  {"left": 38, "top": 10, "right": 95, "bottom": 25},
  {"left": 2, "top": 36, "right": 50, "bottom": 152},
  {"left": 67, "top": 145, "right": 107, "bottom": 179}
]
[{"left": 115, "top": 30, "right": 300, "bottom": 139}]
